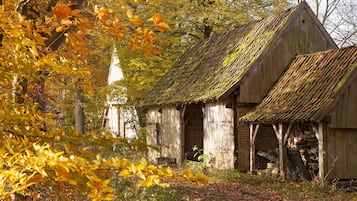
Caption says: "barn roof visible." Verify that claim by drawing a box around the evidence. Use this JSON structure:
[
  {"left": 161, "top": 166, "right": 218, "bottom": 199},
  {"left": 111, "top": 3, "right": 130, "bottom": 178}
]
[
  {"left": 143, "top": 3, "right": 305, "bottom": 106},
  {"left": 240, "top": 45, "right": 357, "bottom": 123}
]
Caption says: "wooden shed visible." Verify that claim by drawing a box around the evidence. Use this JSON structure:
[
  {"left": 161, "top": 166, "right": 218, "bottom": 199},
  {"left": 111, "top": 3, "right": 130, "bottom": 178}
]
[
  {"left": 241, "top": 46, "right": 357, "bottom": 180},
  {"left": 143, "top": 2, "right": 336, "bottom": 170}
]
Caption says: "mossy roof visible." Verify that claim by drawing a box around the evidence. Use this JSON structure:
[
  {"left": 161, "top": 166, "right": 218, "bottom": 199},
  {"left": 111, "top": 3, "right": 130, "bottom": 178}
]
[
  {"left": 240, "top": 45, "right": 357, "bottom": 123},
  {"left": 143, "top": 4, "right": 301, "bottom": 106}
]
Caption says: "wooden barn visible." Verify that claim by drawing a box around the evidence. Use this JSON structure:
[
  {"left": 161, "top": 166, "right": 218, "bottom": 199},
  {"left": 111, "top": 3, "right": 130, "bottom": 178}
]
[
  {"left": 241, "top": 46, "right": 357, "bottom": 180},
  {"left": 143, "top": 2, "right": 336, "bottom": 170}
]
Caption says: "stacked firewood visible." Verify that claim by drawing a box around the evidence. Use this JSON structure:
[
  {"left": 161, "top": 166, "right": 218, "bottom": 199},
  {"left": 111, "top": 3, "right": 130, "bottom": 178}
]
[{"left": 289, "top": 131, "right": 319, "bottom": 178}]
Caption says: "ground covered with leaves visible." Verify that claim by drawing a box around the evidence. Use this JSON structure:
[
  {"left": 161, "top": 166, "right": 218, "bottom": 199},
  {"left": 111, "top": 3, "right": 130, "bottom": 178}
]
[
  {"left": 18, "top": 168, "right": 357, "bottom": 201},
  {"left": 140, "top": 168, "right": 357, "bottom": 201},
  {"left": 168, "top": 169, "right": 357, "bottom": 201}
]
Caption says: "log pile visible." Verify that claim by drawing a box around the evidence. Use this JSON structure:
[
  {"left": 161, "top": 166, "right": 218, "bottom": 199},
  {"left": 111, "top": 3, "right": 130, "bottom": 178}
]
[{"left": 289, "top": 131, "right": 319, "bottom": 178}]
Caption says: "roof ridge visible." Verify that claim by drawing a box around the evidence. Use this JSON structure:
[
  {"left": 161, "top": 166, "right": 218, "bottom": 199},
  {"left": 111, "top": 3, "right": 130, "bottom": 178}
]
[
  {"left": 295, "top": 45, "right": 357, "bottom": 58},
  {"left": 198, "top": 3, "right": 300, "bottom": 44}
]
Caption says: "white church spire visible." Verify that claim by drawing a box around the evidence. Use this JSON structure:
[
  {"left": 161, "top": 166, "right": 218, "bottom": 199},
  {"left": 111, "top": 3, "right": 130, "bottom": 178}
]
[
  {"left": 107, "top": 47, "right": 123, "bottom": 85},
  {"left": 102, "top": 46, "right": 138, "bottom": 138}
]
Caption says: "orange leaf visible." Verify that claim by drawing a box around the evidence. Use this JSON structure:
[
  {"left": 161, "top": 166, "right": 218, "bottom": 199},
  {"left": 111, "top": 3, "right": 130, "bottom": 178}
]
[
  {"left": 53, "top": 4, "right": 74, "bottom": 20},
  {"left": 96, "top": 8, "right": 113, "bottom": 25},
  {"left": 152, "top": 13, "right": 164, "bottom": 24},
  {"left": 55, "top": 167, "right": 71, "bottom": 181},
  {"left": 117, "top": 33, "right": 125, "bottom": 40},
  {"left": 130, "top": 15, "right": 142, "bottom": 26},
  {"left": 155, "top": 22, "right": 170, "bottom": 32},
  {"left": 25, "top": 175, "right": 43, "bottom": 185},
  {"left": 136, "top": 27, "right": 143, "bottom": 35},
  {"left": 150, "top": 48, "right": 157, "bottom": 55},
  {"left": 147, "top": 13, "right": 164, "bottom": 24}
]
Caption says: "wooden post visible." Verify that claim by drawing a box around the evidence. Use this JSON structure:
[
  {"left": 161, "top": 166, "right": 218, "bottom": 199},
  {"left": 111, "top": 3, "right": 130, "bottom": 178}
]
[
  {"left": 312, "top": 122, "right": 325, "bottom": 182},
  {"left": 249, "top": 124, "right": 260, "bottom": 172},
  {"left": 273, "top": 122, "right": 293, "bottom": 180},
  {"left": 180, "top": 105, "right": 186, "bottom": 165}
]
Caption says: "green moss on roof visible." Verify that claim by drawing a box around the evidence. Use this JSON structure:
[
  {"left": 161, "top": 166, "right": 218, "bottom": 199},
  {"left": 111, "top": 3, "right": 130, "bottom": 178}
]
[
  {"left": 143, "top": 5, "right": 299, "bottom": 106},
  {"left": 240, "top": 45, "right": 357, "bottom": 123}
]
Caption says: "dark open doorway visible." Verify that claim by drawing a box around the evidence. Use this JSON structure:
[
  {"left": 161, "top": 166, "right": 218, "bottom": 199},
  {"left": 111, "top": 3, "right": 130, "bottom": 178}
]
[{"left": 184, "top": 103, "right": 204, "bottom": 161}]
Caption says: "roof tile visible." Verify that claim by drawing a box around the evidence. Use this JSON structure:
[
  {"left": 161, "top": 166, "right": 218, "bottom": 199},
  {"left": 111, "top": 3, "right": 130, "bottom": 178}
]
[
  {"left": 240, "top": 45, "right": 357, "bottom": 123},
  {"left": 144, "top": 5, "right": 299, "bottom": 106}
]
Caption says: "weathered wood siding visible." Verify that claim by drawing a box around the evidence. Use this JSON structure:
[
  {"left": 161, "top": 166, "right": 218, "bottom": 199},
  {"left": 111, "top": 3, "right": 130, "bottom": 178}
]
[
  {"left": 239, "top": 7, "right": 336, "bottom": 103},
  {"left": 331, "top": 78, "right": 357, "bottom": 128},
  {"left": 146, "top": 107, "right": 161, "bottom": 164},
  {"left": 204, "top": 101, "right": 234, "bottom": 169},
  {"left": 146, "top": 106, "right": 183, "bottom": 164},
  {"left": 326, "top": 78, "right": 357, "bottom": 179},
  {"left": 326, "top": 127, "right": 357, "bottom": 179},
  {"left": 160, "top": 107, "right": 183, "bottom": 164}
]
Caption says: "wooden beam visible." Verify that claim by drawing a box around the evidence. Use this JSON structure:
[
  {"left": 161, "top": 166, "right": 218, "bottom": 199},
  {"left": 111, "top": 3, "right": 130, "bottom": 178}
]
[
  {"left": 249, "top": 124, "right": 260, "bottom": 172},
  {"left": 180, "top": 105, "right": 187, "bottom": 163},
  {"left": 272, "top": 124, "right": 279, "bottom": 139},
  {"left": 283, "top": 122, "right": 293, "bottom": 145},
  {"left": 272, "top": 122, "right": 293, "bottom": 180},
  {"left": 312, "top": 122, "right": 325, "bottom": 182}
]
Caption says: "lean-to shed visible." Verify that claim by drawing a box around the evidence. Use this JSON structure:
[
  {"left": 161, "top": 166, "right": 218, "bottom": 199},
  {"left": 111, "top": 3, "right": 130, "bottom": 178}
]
[
  {"left": 241, "top": 46, "right": 357, "bottom": 180},
  {"left": 143, "top": 2, "right": 336, "bottom": 170}
]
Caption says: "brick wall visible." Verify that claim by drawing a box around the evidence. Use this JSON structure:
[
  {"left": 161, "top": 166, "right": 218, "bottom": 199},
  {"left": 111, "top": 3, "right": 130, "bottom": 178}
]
[
  {"left": 237, "top": 106, "right": 278, "bottom": 171},
  {"left": 255, "top": 125, "right": 278, "bottom": 169},
  {"left": 237, "top": 106, "right": 253, "bottom": 171}
]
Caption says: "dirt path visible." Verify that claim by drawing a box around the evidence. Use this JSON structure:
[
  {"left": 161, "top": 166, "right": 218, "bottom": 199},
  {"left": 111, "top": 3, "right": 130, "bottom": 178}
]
[{"left": 172, "top": 182, "right": 286, "bottom": 201}]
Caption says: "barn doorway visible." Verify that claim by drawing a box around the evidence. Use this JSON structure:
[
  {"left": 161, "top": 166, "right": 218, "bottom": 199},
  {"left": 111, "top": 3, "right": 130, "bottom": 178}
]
[{"left": 184, "top": 103, "right": 204, "bottom": 161}]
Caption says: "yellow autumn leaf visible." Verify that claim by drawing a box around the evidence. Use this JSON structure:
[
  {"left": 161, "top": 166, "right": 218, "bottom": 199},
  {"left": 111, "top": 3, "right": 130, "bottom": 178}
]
[
  {"left": 138, "top": 179, "right": 153, "bottom": 187},
  {"left": 128, "top": 163, "right": 137, "bottom": 174},
  {"left": 165, "top": 166, "right": 173, "bottom": 177},
  {"left": 101, "top": 186, "right": 113, "bottom": 193},
  {"left": 103, "top": 194, "right": 116, "bottom": 200},
  {"left": 147, "top": 175, "right": 160, "bottom": 185},
  {"left": 155, "top": 22, "right": 170, "bottom": 32},
  {"left": 182, "top": 170, "right": 193, "bottom": 179},
  {"left": 68, "top": 179, "right": 77, "bottom": 185},
  {"left": 146, "top": 164, "right": 157, "bottom": 172},
  {"left": 126, "top": 9, "right": 133, "bottom": 19},
  {"left": 119, "top": 169, "right": 131, "bottom": 178},
  {"left": 55, "top": 25, "right": 65, "bottom": 32},
  {"left": 136, "top": 170, "right": 146, "bottom": 180}
]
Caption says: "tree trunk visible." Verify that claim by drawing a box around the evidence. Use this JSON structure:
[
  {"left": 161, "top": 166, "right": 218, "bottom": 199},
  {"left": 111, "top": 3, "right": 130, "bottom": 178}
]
[{"left": 74, "top": 88, "right": 85, "bottom": 134}]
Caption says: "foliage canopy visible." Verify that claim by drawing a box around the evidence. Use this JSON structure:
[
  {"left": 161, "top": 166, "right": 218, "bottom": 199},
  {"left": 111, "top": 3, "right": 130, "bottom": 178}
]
[{"left": 0, "top": 0, "right": 203, "bottom": 200}]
